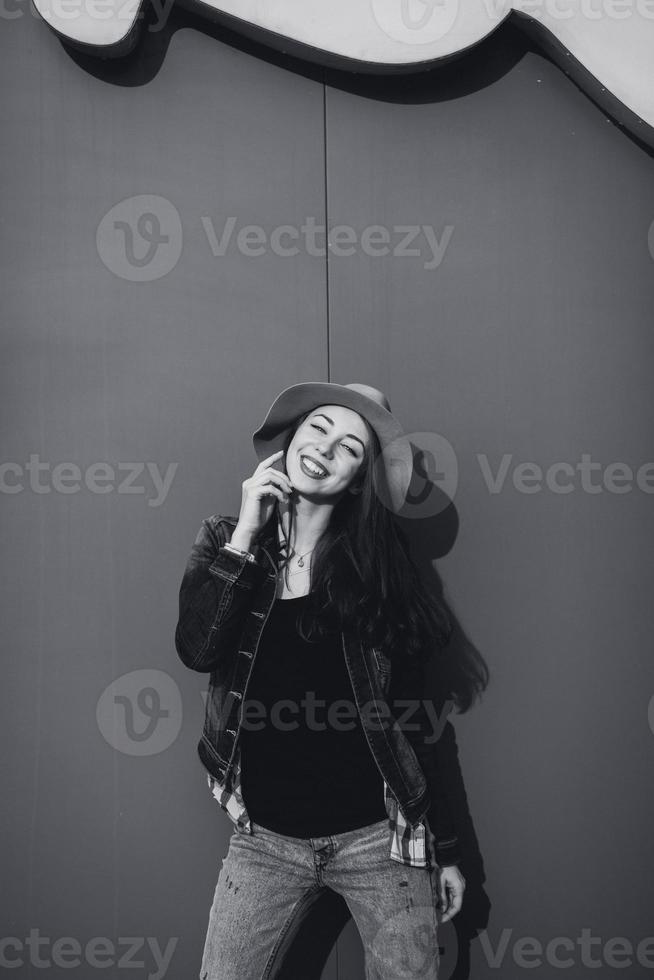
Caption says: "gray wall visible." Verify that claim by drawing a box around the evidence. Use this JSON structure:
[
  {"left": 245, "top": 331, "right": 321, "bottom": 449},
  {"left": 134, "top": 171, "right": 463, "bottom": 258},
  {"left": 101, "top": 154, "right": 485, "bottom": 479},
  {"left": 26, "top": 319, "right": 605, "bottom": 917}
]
[{"left": 2, "top": 12, "right": 653, "bottom": 980}]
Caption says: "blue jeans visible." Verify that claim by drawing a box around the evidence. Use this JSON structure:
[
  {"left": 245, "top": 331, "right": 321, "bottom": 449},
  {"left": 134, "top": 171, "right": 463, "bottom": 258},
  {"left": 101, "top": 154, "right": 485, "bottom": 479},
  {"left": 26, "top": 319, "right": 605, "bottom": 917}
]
[{"left": 200, "top": 817, "right": 441, "bottom": 980}]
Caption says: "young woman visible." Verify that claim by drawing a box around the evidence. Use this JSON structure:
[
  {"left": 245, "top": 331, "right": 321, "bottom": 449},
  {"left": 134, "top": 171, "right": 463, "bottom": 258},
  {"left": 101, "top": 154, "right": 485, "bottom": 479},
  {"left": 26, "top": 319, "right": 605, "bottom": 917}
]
[{"left": 175, "top": 381, "right": 488, "bottom": 980}]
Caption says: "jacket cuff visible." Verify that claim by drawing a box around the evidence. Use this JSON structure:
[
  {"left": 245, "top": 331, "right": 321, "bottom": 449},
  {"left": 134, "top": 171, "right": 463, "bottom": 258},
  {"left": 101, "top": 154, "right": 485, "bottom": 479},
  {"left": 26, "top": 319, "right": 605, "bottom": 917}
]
[
  {"left": 210, "top": 544, "right": 264, "bottom": 589},
  {"left": 427, "top": 797, "right": 462, "bottom": 867},
  {"left": 223, "top": 541, "right": 256, "bottom": 562},
  {"left": 434, "top": 835, "right": 462, "bottom": 867}
]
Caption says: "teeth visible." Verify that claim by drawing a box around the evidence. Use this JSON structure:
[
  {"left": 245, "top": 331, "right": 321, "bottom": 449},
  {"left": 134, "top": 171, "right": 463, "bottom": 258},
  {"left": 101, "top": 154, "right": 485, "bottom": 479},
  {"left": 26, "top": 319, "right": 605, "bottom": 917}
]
[{"left": 302, "top": 456, "right": 326, "bottom": 476}]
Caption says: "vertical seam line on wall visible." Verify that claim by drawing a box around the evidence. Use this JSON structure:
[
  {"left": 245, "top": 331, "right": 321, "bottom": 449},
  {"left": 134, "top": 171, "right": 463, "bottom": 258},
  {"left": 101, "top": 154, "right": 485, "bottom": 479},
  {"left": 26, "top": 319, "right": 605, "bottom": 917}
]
[
  {"left": 322, "top": 80, "right": 337, "bottom": 980},
  {"left": 322, "top": 76, "right": 331, "bottom": 383}
]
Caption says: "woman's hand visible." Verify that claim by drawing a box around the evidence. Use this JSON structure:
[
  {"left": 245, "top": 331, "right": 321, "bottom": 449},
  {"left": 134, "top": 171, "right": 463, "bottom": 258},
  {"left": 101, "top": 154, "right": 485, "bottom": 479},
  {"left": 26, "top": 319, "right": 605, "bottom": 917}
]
[
  {"left": 436, "top": 865, "right": 466, "bottom": 922},
  {"left": 234, "top": 450, "right": 295, "bottom": 545}
]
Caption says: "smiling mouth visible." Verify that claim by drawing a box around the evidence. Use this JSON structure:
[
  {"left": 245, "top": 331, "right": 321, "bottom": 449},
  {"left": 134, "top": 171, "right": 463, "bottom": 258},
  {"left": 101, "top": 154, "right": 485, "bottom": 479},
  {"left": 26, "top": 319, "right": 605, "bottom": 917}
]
[{"left": 299, "top": 455, "right": 329, "bottom": 479}]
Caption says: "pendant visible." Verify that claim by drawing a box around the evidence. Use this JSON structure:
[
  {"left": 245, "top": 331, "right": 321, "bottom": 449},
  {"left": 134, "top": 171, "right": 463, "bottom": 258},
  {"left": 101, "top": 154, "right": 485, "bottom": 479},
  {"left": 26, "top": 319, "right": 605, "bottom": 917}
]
[{"left": 297, "top": 556, "right": 305, "bottom": 568}]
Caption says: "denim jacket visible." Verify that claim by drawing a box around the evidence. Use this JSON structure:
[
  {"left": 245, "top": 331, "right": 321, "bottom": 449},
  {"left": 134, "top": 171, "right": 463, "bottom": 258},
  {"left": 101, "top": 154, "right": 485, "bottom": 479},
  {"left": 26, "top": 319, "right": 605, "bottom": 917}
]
[{"left": 174, "top": 514, "right": 461, "bottom": 868}]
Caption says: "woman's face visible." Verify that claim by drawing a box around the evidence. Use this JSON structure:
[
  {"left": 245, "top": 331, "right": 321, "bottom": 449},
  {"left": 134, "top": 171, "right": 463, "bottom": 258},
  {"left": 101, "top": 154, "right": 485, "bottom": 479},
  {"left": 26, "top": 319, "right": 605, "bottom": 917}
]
[{"left": 286, "top": 404, "right": 370, "bottom": 501}]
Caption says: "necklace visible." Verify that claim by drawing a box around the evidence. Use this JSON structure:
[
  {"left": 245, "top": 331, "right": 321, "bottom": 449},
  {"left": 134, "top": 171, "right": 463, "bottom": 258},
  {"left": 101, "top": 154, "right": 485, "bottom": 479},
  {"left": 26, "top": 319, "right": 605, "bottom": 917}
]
[
  {"left": 277, "top": 522, "right": 315, "bottom": 570},
  {"left": 287, "top": 561, "right": 311, "bottom": 578},
  {"left": 285, "top": 549, "right": 313, "bottom": 577},
  {"left": 293, "top": 548, "right": 313, "bottom": 568}
]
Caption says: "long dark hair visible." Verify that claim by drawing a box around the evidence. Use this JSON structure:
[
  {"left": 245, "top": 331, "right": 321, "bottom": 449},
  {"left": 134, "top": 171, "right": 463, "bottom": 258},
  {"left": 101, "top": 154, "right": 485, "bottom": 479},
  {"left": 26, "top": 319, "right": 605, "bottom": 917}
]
[{"left": 275, "top": 410, "right": 488, "bottom": 713}]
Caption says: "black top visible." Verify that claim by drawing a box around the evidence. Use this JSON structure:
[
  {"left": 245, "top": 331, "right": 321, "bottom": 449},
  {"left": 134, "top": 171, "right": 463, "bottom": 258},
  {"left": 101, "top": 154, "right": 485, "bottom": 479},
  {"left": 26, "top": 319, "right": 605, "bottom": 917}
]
[{"left": 239, "top": 593, "right": 387, "bottom": 837}]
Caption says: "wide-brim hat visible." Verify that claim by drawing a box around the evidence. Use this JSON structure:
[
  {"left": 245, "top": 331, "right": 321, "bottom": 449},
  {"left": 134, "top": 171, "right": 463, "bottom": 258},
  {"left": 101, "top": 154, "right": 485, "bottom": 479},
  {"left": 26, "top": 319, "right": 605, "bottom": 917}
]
[{"left": 252, "top": 381, "right": 414, "bottom": 513}]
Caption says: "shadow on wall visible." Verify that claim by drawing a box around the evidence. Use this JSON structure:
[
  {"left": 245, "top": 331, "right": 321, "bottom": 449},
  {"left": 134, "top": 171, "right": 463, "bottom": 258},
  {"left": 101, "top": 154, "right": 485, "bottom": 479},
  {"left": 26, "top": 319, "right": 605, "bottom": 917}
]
[{"left": 399, "top": 471, "right": 493, "bottom": 980}]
